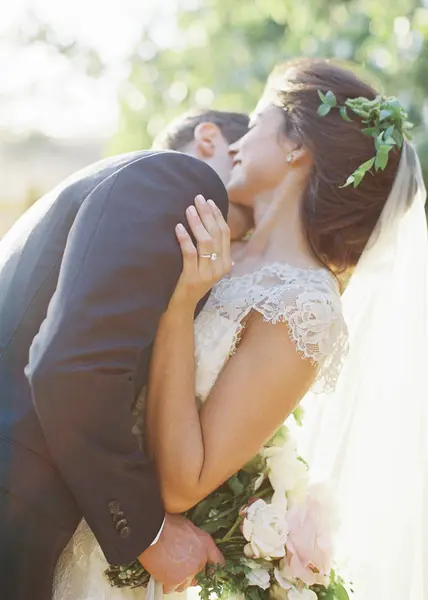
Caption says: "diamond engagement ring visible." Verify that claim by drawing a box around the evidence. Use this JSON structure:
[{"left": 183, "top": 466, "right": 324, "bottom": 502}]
[{"left": 199, "top": 252, "right": 219, "bottom": 261}]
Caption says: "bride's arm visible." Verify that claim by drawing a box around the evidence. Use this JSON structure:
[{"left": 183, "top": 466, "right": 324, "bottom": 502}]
[{"left": 146, "top": 196, "right": 316, "bottom": 514}]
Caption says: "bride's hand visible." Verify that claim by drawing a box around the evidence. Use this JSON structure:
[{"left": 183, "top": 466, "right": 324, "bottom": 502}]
[{"left": 172, "top": 194, "right": 232, "bottom": 308}]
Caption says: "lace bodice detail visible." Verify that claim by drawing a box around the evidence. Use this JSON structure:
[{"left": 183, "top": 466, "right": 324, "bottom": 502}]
[{"left": 194, "top": 262, "right": 348, "bottom": 399}]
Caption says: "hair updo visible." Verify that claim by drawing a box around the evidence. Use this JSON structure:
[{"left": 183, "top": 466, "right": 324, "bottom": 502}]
[{"left": 265, "top": 58, "right": 402, "bottom": 273}]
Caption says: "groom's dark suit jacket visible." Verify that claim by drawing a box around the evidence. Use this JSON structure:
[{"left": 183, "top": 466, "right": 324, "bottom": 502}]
[{"left": 0, "top": 150, "right": 228, "bottom": 576}]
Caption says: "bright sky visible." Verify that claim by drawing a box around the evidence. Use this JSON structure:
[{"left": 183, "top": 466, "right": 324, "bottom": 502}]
[{"left": 0, "top": 0, "right": 182, "bottom": 138}]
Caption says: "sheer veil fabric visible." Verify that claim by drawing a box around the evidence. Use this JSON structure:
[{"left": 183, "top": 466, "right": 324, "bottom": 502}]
[{"left": 299, "top": 142, "right": 428, "bottom": 599}]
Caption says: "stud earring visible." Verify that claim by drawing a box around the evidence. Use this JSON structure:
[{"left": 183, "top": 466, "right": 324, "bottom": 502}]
[{"left": 287, "top": 153, "right": 294, "bottom": 164}]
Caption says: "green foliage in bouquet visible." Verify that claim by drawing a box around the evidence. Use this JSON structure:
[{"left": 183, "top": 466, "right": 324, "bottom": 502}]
[{"left": 317, "top": 91, "right": 413, "bottom": 188}]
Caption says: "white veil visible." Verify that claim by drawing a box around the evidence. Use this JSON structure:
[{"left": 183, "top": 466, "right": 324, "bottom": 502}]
[{"left": 299, "top": 142, "right": 428, "bottom": 599}]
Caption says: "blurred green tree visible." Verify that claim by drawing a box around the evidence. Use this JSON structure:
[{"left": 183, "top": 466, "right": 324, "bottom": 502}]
[{"left": 110, "top": 0, "right": 428, "bottom": 179}]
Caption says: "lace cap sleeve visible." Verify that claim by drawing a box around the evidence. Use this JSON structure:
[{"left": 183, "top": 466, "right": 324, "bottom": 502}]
[
  {"left": 210, "top": 263, "right": 349, "bottom": 393},
  {"left": 253, "top": 280, "right": 348, "bottom": 393}
]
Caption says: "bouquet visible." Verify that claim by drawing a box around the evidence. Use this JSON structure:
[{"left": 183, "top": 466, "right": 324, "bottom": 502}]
[{"left": 105, "top": 411, "right": 351, "bottom": 600}]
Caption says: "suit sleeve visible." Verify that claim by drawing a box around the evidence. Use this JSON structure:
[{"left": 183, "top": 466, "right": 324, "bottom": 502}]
[{"left": 26, "top": 152, "right": 228, "bottom": 564}]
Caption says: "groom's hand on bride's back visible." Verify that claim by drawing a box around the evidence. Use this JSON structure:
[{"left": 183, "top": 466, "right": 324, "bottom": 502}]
[{"left": 138, "top": 513, "right": 224, "bottom": 593}]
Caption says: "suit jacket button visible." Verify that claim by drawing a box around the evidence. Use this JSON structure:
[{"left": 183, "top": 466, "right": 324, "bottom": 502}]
[
  {"left": 108, "top": 501, "right": 120, "bottom": 514},
  {"left": 115, "top": 518, "right": 128, "bottom": 530},
  {"left": 119, "top": 526, "right": 131, "bottom": 539}
]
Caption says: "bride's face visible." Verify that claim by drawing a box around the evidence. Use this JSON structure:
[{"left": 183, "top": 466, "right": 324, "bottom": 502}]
[{"left": 227, "top": 103, "right": 297, "bottom": 206}]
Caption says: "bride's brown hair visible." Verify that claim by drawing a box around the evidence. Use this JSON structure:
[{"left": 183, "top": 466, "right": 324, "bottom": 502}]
[{"left": 266, "top": 58, "right": 401, "bottom": 273}]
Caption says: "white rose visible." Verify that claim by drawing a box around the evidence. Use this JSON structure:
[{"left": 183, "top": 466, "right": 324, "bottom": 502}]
[
  {"left": 246, "top": 566, "right": 271, "bottom": 590},
  {"left": 262, "top": 441, "right": 309, "bottom": 507},
  {"left": 242, "top": 499, "right": 288, "bottom": 560}
]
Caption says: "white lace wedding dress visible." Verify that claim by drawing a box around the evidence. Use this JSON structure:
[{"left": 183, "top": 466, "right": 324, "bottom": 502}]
[{"left": 53, "top": 262, "right": 348, "bottom": 600}]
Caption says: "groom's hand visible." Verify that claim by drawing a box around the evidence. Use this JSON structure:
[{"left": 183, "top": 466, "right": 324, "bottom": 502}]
[{"left": 138, "top": 513, "right": 224, "bottom": 594}]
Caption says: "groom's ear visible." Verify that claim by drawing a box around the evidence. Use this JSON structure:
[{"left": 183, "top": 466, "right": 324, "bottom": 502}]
[{"left": 193, "top": 122, "right": 223, "bottom": 158}]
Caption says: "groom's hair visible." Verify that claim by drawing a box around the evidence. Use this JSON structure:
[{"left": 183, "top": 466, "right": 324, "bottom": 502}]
[{"left": 152, "top": 109, "right": 249, "bottom": 150}]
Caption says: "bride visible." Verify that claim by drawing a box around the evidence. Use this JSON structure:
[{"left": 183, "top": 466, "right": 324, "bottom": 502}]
[{"left": 54, "top": 58, "right": 427, "bottom": 600}]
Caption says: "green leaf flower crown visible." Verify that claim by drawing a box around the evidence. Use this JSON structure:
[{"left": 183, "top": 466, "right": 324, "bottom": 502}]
[{"left": 317, "top": 90, "right": 413, "bottom": 188}]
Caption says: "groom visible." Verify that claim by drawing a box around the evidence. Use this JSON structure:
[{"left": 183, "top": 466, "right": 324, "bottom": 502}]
[{"left": 0, "top": 109, "right": 249, "bottom": 599}]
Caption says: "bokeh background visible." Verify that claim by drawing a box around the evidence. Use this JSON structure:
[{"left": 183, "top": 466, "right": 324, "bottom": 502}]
[{"left": 1, "top": 0, "right": 428, "bottom": 237}]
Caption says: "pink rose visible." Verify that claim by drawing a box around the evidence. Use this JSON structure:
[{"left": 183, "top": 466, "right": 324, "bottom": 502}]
[{"left": 279, "top": 484, "right": 338, "bottom": 586}]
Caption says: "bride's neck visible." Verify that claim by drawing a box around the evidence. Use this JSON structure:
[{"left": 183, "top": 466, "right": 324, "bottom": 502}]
[{"left": 237, "top": 183, "right": 318, "bottom": 269}]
